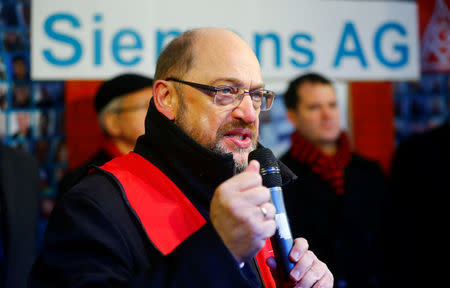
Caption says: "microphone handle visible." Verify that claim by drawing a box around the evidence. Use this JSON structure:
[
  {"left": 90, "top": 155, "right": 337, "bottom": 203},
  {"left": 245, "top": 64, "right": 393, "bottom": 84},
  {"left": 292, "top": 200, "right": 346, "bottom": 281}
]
[{"left": 269, "top": 186, "right": 295, "bottom": 280}]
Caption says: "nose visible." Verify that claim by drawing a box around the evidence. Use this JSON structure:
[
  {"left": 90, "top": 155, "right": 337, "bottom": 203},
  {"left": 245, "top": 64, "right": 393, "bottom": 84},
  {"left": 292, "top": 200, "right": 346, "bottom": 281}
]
[{"left": 231, "top": 94, "right": 258, "bottom": 123}]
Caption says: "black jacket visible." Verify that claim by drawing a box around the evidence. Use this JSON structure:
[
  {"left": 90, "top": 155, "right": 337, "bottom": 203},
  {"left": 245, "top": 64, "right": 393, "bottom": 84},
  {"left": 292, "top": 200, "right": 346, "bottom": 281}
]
[
  {"left": 389, "top": 122, "right": 450, "bottom": 288},
  {"left": 29, "top": 100, "right": 295, "bottom": 288},
  {"left": 1, "top": 144, "right": 39, "bottom": 288},
  {"left": 58, "top": 149, "right": 114, "bottom": 195},
  {"left": 280, "top": 151, "right": 389, "bottom": 288}
]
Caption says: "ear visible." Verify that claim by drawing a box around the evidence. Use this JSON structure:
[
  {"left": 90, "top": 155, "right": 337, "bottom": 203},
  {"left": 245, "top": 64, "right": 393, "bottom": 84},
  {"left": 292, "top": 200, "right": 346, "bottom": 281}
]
[
  {"left": 153, "top": 80, "right": 177, "bottom": 120},
  {"left": 103, "top": 112, "right": 121, "bottom": 137},
  {"left": 286, "top": 109, "right": 298, "bottom": 129}
]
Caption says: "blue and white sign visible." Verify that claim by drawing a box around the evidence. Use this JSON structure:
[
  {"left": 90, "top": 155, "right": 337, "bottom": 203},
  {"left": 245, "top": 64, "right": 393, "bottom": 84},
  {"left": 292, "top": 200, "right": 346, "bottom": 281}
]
[{"left": 32, "top": 0, "right": 419, "bottom": 81}]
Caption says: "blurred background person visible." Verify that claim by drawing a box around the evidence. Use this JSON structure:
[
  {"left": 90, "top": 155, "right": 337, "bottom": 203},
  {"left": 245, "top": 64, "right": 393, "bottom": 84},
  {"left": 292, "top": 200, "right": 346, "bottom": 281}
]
[
  {"left": 59, "top": 73, "right": 153, "bottom": 194},
  {"left": 35, "top": 85, "right": 53, "bottom": 108},
  {"left": 12, "top": 84, "right": 30, "bottom": 108},
  {"left": 35, "top": 140, "right": 50, "bottom": 164},
  {"left": 280, "top": 73, "right": 389, "bottom": 288},
  {"left": 12, "top": 112, "right": 31, "bottom": 139},
  {"left": 11, "top": 55, "right": 28, "bottom": 80},
  {"left": 389, "top": 108, "right": 449, "bottom": 288},
  {"left": 38, "top": 112, "right": 50, "bottom": 137},
  {"left": 2, "top": 32, "right": 24, "bottom": 52},
  {"left": 0, "top": 142, "right": 40, "bottom": 288}
]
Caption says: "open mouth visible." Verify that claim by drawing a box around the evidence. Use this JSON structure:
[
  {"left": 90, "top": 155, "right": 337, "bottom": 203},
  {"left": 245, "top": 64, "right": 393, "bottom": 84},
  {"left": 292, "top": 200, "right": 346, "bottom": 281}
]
[{"left": 223, "top": 128, "right": 253, "bottom": 149}]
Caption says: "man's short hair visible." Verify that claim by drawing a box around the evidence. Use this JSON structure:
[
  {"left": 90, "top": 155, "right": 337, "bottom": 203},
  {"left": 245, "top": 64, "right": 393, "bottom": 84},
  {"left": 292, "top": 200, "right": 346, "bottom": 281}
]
[
  {"left": 154, "top": 30, "right": 197, "bottom": 81},
  {"left": 283, "top": 72, "right": 332, "bottom": 110}
]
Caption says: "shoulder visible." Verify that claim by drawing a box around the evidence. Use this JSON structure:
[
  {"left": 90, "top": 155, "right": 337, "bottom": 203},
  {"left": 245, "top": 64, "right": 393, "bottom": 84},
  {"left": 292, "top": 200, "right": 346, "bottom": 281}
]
[
  {"left": 1, "top": 143, "right": 37, "bottom": 164},
  {"left": 64, "top": 171, "right": 121, "bottom": 204},
  {"left": 398, "top": 123, "right": 449, "bottom": 154},
  {"left": 56, "top": 171, "right": 137, "bottom": 238},
  {"left": 349, "top": 153, "right": 385, "bottom": 178},
  {"left": 59, "top": 149, "right": 113, "bottom": 194},
  {"left": 279, "top": 150, "right": 299, "bottom": 170}
]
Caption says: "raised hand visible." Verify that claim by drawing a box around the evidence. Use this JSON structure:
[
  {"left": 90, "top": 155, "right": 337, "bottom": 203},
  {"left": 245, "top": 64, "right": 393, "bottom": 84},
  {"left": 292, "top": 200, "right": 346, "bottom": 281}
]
[{"left": 210, "top": 160, "right": 277, "bottom": 264}]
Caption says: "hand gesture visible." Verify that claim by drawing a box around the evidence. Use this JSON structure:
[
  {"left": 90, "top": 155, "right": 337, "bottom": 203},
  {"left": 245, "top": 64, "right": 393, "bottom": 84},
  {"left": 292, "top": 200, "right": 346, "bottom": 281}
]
[{"left": 210, "top": 160, "right": 277, "bottom": 263}]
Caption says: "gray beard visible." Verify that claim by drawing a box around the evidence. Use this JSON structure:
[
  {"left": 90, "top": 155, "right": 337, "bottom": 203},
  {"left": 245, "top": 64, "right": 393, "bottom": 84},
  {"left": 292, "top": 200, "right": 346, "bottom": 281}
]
[
  {"left": 212, "top": 142, "right": 256, "bottom": 173},
  {"left": 174, "top": 91, "right": 256, "bottom": 173}
]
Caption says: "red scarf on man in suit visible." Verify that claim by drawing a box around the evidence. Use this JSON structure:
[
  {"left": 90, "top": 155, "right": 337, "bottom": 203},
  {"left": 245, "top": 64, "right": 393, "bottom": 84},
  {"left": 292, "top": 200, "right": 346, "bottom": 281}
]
[{"left": 290, "top": 131, "right": 351, "bottom": 195}]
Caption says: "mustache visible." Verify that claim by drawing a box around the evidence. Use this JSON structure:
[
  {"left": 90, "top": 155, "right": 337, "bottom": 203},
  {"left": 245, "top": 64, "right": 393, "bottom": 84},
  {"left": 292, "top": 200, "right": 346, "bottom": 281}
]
[{"left": 216, "top": 120, "right": 257, "bottom": 138}]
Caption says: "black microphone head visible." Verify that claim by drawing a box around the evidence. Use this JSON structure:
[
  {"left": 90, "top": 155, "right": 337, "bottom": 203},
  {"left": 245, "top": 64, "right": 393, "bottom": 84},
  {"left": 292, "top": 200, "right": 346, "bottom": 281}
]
[{"left": 248, "top": 147, "right": 282, "bottom": 188}]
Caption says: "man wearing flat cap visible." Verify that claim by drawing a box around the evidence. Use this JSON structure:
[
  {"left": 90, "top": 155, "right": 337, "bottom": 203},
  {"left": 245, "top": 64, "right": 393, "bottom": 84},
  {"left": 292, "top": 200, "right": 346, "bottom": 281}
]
[{"left": 59, "top": 73, "right": 153, "bottom": 193}]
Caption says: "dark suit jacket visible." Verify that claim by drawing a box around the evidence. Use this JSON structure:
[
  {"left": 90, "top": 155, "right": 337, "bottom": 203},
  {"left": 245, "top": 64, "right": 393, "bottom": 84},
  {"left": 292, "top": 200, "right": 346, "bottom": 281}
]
[
  {"left": 280, "top": 152, "right": 389, "bottom": 288},
  {"left": 0, "top": 144, "right": 39, "bottom": 288},
  {"left": 389, "top": 122, "right": 450, "bottom": 288},
  {"left": 58, "top": 149, "right": 113, "bottom": 196},
  {"left": 29, "top": 101, "right": 297, "bottom": 288}
]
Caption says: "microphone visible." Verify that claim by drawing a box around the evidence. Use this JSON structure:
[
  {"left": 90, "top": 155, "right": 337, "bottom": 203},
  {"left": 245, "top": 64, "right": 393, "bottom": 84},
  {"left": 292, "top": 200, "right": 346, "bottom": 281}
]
[{"left": 248, "top": 147, "right": 294, "bottom": 280}]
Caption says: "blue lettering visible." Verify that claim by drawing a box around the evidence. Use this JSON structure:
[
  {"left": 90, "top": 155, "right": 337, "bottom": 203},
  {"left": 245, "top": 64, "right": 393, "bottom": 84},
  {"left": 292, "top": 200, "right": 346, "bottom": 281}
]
[
  {"left": 255, "top": 33, "right": 281, "bottom": 68},
  {"left": 112, "top": 29, "right": 142, "bottom": 66},
  {"left": 333, "top": 21, "right": 367, "bottom": 68},
  {"left": 156, "top": 30, "right": 181, "bottom": 61},
  {"left": 93, "top": 14, "right": 102, "bottom": 66},
  {"left": 43, "top": 13, "right": 82, "bottom": 66},
  {"left": 290, "top": 33, "right": 314, "bottom": 68},
  {"left": 374, "top": 22, "right": 408, "bottom": 68}
]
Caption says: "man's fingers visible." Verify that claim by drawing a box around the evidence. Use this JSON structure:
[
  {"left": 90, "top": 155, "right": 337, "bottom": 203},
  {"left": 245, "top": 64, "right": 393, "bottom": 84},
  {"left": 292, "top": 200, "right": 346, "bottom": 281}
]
[
  {"left": 289, "top": 250, "right": 315, "bottom": 282},
  {"left": 295, "top": 259, "right": 328, "bottom": 288},
  {"left": 266, "top": 238, "right": 333, "bottom": 288},
  {"left": 220, "top": 171, "right": 262, "bottom": 193},
  {"left": 258, "top": 202, "right": 276, "bottom": 220},
  {"left": 289, "top": 237, "right": 309, "bottom": 262},
  {"left": 245, "top": 159, "right": 260, "bottom": 172},
  {"left": 258, "top": 219, "right": 276, "bottom": 238},
  {"left": 241, "top": 186, "right": 271, "bottom": 205},
  {"left": 312, "top": 269, "right": 334, "bottom": 288}
]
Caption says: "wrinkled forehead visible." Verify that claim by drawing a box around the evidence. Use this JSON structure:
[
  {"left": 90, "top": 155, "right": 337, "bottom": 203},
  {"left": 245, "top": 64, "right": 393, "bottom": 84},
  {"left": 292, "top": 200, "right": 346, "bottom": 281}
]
[{"left": 187, "top": 31, "right": 263, "bottom": 87}]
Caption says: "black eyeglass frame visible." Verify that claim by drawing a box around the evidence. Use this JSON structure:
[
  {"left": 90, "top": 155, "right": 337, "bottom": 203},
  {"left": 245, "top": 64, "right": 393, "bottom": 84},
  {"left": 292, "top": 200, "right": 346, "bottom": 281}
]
[{"left": 165, "top": 77, "right": 276, "bottom": 111}]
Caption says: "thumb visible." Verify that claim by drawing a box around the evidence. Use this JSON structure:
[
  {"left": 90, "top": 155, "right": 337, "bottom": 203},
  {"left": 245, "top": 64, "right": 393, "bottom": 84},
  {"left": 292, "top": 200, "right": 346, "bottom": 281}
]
[{"left": 245, "top": 159, "right": 260, "bottom": 173}]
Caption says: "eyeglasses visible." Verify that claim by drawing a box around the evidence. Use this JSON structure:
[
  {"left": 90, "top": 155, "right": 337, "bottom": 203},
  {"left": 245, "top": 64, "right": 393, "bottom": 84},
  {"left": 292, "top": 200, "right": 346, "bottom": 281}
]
[{"left": 166, "top": 77, "right": 276, "bottom": 111}]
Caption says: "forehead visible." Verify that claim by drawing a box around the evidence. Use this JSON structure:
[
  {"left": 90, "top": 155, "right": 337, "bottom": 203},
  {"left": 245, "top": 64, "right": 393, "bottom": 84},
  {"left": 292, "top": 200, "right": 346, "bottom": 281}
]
[
  {"left": 297, "top": 83, "right": 336, "bottom": 103},
  {"left": 186, "top": 31, "right": 263, "bottom": 87}
]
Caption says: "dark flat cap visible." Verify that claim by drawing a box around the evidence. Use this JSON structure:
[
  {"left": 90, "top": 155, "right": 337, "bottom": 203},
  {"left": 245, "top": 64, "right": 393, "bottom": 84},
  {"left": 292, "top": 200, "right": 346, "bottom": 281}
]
[{"left": 94, "top": 73, "right": 154, "bottom": 113}]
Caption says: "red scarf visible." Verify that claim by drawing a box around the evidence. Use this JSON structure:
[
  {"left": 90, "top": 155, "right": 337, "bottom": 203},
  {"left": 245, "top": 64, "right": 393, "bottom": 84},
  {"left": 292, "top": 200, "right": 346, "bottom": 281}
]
[{"left": 290, "top": 131, "right": 351, "bottom": 195}]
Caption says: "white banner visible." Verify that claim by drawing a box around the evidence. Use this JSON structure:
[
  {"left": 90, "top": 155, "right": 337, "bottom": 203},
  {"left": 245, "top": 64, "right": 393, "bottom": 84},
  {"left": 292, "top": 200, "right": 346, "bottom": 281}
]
[{"left": 31, "top": 0, "right": 420, "bottom": 81}]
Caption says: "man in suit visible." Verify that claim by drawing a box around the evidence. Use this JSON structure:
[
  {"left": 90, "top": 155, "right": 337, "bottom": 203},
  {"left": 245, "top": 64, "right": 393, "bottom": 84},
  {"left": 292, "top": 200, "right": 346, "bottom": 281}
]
[
  {"left": 390, "top": 119, "right": 450, "bottom": 288},
  {"left": 0, "top": 144, "right": 39, "bottom": 288},
  {"left": 280, "top": 73, "right": 389, "bottom": 288},
  {"left": 30, "top": 28, "right": 333, "bottom": 288}
]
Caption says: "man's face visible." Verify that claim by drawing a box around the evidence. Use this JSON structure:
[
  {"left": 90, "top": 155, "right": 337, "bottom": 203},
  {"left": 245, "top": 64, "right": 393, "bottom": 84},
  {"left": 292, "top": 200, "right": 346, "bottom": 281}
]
[
  {"left": 13, "top": 59, "right": 27, "bottom": 79},
  {"left": 115, "top": 87, "right": 153, "bottom": 146},
  {"left": 172, "top": 31, "right": 263, "bottom": 171},
  {"left": 289, "top": 82, "right": 341, "bottom": 147},
  {"left": 17, "top": 112, "right": 29, "bottom": 133}
]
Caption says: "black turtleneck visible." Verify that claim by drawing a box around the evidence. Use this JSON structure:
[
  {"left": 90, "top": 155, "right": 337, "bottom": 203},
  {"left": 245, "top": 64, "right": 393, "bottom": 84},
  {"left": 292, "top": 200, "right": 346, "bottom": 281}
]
[{"left": 134, "top": 100, "right": 237, "bottom": 219}]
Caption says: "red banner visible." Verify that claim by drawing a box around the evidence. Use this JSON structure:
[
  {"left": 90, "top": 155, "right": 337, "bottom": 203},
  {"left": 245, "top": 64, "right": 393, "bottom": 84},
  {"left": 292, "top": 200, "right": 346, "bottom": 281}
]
[{"left": 419, "top": 0, "right": 450, "bottom": 73}]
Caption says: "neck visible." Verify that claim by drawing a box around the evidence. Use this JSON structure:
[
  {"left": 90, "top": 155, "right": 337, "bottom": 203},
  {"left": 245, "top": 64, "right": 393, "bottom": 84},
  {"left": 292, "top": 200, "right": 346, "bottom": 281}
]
[
  {"left": 111, "top": 139, "right": 134, "bottom": 155},
  {"left": 317, "top": 142, "right": 337, "bottom": 156}
]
